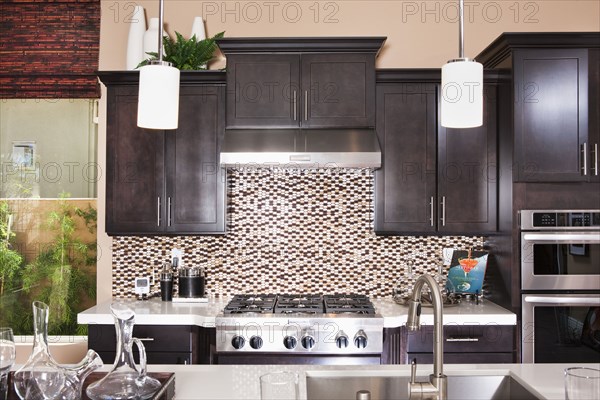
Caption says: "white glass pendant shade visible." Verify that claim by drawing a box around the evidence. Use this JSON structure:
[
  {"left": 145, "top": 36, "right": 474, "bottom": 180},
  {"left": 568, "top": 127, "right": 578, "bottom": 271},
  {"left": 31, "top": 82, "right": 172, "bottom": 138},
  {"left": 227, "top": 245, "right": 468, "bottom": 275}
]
[
  {"left": 441, "top": 60, "right": 483, "bottom": 128},
  {"left": 137, "top": 64, "right": 180, "bottom": 130}
]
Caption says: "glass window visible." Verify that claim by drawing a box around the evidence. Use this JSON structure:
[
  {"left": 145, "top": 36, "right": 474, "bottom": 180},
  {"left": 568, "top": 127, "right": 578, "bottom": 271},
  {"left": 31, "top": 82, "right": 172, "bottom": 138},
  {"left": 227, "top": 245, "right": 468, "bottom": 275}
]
[{"left": 0, "top": 99, "right": 97, "bottom": 336}]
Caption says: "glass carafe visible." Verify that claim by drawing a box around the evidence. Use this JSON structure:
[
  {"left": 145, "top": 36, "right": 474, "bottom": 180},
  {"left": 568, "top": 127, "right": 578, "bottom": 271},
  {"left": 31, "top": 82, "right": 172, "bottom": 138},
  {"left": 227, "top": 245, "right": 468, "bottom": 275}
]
[
  {"left": 13, "top": 301, "right": 103, "bottom": 400},
  {"left": 86, "top": 303, "right": 161, "bottom": 400}
]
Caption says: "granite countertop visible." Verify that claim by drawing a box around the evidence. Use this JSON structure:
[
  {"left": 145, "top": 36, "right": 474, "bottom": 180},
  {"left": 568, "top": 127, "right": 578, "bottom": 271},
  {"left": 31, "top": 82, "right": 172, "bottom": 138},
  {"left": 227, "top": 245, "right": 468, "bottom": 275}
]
[{"left": 78, "top": 297, "right": 516, "bottom": 327}]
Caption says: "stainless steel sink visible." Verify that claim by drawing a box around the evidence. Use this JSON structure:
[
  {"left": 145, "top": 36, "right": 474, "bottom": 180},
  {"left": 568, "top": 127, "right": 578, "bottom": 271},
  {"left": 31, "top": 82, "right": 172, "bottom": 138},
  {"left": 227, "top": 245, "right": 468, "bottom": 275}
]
[{"left": 306, "top": 373, "right": 542, "bottom": 400}]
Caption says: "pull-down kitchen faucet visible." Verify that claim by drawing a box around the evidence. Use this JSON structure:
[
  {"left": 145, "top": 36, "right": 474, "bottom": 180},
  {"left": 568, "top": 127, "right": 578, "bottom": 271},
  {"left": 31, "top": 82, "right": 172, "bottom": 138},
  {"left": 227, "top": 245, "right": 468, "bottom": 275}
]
[{"left": 407, "top": 274, "right": 447, "bottom": 400}]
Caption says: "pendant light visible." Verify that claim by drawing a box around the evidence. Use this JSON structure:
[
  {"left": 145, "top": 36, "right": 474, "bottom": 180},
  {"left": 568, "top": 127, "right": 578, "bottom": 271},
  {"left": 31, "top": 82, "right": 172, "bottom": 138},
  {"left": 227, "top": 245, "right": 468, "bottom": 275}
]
[
  {"left": 441, "top": 0, "right": 483, "bottom": 128},
  {"left": 137, "top": 0, "right": 180, "bottom": 130}
]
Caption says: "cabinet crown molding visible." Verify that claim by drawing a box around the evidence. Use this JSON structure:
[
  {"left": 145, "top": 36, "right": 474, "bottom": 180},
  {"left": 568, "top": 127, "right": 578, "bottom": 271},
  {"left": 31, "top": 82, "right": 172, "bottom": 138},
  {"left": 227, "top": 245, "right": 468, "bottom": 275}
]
[{"left": 217, "top": 37, "right": 387, "bottom": 56}]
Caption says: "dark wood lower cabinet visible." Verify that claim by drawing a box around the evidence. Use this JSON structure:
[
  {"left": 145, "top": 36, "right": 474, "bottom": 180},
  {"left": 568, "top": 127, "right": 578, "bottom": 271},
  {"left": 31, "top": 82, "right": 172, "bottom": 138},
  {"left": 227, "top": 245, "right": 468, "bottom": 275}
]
[
  {"left": 382, "top": 325, "right": 516, "bottom": 365},
  {"left": 88, "top": 325, "right": 216, "bottom": 365}
]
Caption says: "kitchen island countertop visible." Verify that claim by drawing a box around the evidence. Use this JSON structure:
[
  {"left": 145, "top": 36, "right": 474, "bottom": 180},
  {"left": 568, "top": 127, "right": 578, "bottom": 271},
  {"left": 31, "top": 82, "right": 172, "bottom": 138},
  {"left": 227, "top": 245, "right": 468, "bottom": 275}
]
[
  {"left": 78, "top": 297, "right": 516, "bottom": 327},
  {"left": 136, "top": 362, "right": 586, "bottom": 399}
]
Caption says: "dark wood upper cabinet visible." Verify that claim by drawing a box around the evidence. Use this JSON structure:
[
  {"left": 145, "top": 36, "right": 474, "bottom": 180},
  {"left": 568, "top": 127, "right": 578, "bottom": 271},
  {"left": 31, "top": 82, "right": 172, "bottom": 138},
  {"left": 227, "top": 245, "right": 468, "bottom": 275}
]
[
  {"left": 218, "top": 37, "right": 384, "bottom": 129},
  {"left": 477, "top": 32, "right": 600, "bottom": 183},
  {"left": 374, "top": 71, "right": 498, "bottom": 235},
  {"left": 100, "top": 72, "right": 227, "bottom": 235},
  {"left": 105, "top": 86, "right": 165, "bottom": 234},
  {"left": 166, "top": 86, "right": 226, "bottom": 233},
  {"left": 375, "top": 82, "right": 437, "bottom": 233},
  {"left": 301, "top": 53, "right": 375, "bottom": 128},
  {"left": 225, "top": 54, "right": 299, "bottom": 129},
  {"left": 514, "top": 48, "right": 588, "bottom": 182},
  {"left": 438, "top": 85, "right": 498, "bottom": 233}
]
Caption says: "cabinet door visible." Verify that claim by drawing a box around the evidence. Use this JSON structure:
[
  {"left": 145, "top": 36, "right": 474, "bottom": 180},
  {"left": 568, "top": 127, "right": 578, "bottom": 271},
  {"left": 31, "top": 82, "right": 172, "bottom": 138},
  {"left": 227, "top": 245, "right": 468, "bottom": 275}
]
[
  {"left": 438, "top": 84, "right": 498, "bottom": 233},
  {"left": 374, "top": 83, "right": 437, "bottom": 233},
  {"left": 514, "top": 48, "right": 589, "bottom": 182},
  {"left": 226, "top": 54, "right": 300, "bottom": 128},
  {"left": 301, "top": 53, "right": 375, "bottom": 128},
  {"left": 106, "top": 86, "right": 165, "bottom": 234},
  {"left": 166, "top": 86, "right": 226, "bottom": 233}
]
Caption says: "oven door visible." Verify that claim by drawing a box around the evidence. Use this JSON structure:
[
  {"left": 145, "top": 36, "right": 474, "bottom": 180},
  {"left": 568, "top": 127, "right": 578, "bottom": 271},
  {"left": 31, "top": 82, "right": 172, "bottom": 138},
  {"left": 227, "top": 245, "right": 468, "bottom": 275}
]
[
  {"left": 521, "top": 231, "right": 600, "bottom": 291},
  {"left": 522, "top": 294, "right": 600, "bottom": 363}
]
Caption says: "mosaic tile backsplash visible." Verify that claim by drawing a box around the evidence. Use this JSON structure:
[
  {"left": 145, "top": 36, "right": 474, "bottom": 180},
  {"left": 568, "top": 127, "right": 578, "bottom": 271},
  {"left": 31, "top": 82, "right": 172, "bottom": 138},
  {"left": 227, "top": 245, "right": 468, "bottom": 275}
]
[{"left": 112, "top": 169, "right": 484, "bottom": 298}]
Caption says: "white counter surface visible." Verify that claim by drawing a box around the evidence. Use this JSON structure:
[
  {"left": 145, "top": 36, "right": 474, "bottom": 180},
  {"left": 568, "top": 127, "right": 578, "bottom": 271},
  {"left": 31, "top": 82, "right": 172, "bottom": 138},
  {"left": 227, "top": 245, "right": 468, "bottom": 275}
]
[
  {"left": 136, "top": 363, "right": 591, "bottom": 399},
  {"left": 78, "top": 297, "right": 516, "bottom": 327}
]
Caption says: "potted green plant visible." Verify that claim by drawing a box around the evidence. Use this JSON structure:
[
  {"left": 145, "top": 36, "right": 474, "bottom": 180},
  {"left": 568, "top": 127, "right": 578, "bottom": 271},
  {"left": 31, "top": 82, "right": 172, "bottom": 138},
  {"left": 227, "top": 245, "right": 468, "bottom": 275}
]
[{"left": 138, "top": 31, "right": 225, "bottom": 70}]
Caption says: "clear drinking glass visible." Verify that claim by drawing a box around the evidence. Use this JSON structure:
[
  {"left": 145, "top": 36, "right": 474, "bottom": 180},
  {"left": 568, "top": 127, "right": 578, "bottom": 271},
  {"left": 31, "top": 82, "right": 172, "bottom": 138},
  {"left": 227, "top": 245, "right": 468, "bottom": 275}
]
[
  {"left": 565, "top": 367, "right": 600, "bottom": 400},
  {"left": 260, "top": 371, "right": 299, "bottom": 400},
  {"left": 0, "top": 327, "right": 16, "bottom": 400}
]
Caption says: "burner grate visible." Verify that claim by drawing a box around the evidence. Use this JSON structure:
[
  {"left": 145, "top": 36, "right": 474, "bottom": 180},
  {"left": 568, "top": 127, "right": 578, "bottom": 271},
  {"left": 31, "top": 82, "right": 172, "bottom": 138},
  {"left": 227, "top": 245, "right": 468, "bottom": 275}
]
[{"left": 223, "top": 294, "right": 377, "bottom": 315}]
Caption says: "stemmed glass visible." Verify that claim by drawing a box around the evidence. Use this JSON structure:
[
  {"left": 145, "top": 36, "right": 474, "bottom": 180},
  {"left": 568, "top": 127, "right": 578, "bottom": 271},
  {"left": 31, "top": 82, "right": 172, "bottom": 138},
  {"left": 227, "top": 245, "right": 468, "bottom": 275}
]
[{"left": 0, "top": 327, "right": 16, "bottom": 399}]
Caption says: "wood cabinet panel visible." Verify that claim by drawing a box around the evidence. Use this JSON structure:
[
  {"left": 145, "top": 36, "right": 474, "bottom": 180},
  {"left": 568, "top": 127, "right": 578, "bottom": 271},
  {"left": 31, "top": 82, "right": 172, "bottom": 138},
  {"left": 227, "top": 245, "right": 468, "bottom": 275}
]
[
  {"left": 106, "top": 87, "right": 165, "bottom": 234},
  {"left": 438, "top": 85, "right": 498, "bottom": 233},
  {"left": 374, "top": 76, "right": 498, "bottom": 235},
  {"left": 375, "top": 84, "right": 437, "bottom": 233},
  {"left": 166, "top": 86, "right": 226, "bottom": 233},
  {"left": 301, "top": 53, "right": 375, "bottom": 128},
  {"left": 101, "top": 72, "right": 227, "bottom": 235},
  {"left": 226, "top": 54, "right": 299, "bottom": 128},
  {"left": 514, "top": 49, "right": 589, "bottom": 182}
]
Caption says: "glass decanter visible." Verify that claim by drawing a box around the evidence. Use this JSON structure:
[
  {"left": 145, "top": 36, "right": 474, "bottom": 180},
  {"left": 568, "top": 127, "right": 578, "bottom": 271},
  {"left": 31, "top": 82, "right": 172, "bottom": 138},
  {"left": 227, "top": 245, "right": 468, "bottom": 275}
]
[
  {"left": 86, "top": 303, "right": 161, "bottom": 400},
  {"left": 13, "top": 301, "right": 104, "bottom": 400}
]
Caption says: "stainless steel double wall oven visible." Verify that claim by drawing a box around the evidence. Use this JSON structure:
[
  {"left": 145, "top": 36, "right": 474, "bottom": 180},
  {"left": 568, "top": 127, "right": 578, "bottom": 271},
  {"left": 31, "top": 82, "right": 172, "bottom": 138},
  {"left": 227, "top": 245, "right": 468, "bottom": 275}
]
[{"left": 520, "top": 210, "right": 600, "bottom": 363}]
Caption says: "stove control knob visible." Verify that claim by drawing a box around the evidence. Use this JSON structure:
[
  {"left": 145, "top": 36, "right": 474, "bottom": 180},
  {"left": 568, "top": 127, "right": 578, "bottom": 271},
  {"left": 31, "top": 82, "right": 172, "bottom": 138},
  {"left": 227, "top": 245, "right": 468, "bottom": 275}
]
[
  {"left": 249, "top": 335, "right": 263, "bottom": 350},
  {"left": 354, "top": 330, "right": 368, "bottom": 349},
  {"left": 335, "top": 332, "right": 349, "bottom": 349},
  {"left": 301, "top": 335, "right": 315, "bottom": 350},
  {"left": 283, "top": 336, "right": 298, "bottom": 350},
  {"left": 231, "top": 335, "right": 245, "bottom": 350}
]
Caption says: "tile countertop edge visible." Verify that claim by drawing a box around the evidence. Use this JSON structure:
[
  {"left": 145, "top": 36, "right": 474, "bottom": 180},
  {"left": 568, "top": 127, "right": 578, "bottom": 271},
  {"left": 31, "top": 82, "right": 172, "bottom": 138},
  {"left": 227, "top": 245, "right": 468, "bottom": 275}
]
[{"left": 77, "top": 297, "right": 516, "bottom": 327}]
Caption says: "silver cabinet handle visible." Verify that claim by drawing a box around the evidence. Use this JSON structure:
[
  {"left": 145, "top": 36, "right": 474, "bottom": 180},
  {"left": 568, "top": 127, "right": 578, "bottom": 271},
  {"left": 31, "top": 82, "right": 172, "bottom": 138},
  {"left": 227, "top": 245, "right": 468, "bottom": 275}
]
[
  {"left": 304, "top": 90, "right": 308, "bottom": 121},
  {"left": 138, "top": 337, "right": 155, "bottom": 342},
  {"left": 593, "top": 143, "right": 598, "bottom": 176},
  {"left": 429, "top": 196, "right": 434, "bottom": 227},
  {"left": 446, "top": 337, "right": 479, "bottom": 342},
  {"left": 581, "top": 142, "right": 588, "bottom": 176},
  {"left": 441, "top": 196, "right": 446, "bottom": 227},
  {"left": 156, "top": 197, "right": 161, "bottom": 227},
  {"left": 293, "top": 90, "right": 297, "bottom": 121},
  {"left": 167, "top": 197, "right": 172, "bottom": 227}
]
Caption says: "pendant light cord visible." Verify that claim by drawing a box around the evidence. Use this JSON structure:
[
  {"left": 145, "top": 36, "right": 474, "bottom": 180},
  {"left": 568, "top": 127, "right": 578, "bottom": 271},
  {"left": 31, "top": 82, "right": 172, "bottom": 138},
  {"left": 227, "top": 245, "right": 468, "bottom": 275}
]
[
  {"left": 459, "top": 0, "right": 464, "bottom": 59},
  {"left": 157, "top": 0, "right": 165, "bottom": 62}
]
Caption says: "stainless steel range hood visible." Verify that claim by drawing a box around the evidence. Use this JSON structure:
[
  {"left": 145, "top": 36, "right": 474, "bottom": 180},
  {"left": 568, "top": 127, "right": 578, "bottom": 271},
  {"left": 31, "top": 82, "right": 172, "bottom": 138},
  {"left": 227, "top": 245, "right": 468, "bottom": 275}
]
[{"left": 220, "top": 129, "right": 381, "bottom": 169}]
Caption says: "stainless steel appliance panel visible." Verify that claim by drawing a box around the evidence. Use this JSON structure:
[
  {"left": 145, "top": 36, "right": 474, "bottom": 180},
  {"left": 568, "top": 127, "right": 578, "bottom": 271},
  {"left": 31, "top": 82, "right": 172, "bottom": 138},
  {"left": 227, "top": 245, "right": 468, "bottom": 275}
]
[{"left": 521, "top": 294, "right": 600, "bottom": 363}]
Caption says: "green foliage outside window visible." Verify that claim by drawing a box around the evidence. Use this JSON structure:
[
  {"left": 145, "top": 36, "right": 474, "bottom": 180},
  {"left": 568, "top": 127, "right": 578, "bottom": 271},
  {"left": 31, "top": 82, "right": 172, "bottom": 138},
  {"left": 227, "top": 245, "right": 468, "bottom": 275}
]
[{"left": 0, "top": 194, "right": 96, "bottom": 335}]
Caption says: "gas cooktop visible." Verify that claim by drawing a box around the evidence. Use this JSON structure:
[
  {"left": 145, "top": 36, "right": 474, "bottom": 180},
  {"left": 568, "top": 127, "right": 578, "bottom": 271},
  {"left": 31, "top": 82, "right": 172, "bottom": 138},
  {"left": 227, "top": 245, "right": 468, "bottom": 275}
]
[
  {"left": 216, "top": 294, "right": 383, "bottom": 355},
  {"left": 222, "top": 294, "right": 377, "bottom": 315}
]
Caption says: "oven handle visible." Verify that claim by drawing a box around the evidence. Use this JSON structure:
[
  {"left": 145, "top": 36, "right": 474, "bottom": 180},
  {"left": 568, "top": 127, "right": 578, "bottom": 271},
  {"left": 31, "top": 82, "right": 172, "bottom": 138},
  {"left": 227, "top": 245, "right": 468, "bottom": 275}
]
[
  {"left": 523, "top": 295, "right": 600, "bottom": 305},
  {"left": 522, "top": 233, "right": 600, "bottom": 242}
]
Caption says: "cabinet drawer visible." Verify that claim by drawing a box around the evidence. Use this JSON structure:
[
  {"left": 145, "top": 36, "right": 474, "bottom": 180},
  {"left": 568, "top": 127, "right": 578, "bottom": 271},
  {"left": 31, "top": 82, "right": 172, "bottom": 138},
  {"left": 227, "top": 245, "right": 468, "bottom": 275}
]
[
  {"left": 88, "top": 325, "right": 197, "bottom": 353},
  {"left": 408, "top": 352, "right": 514, "bottom": 364},
  {"left": 96, "top": 351, "right": 192, "bottom": 365},
  {"left": 406, "top": 325, "right": 514, "bottom": 353}
]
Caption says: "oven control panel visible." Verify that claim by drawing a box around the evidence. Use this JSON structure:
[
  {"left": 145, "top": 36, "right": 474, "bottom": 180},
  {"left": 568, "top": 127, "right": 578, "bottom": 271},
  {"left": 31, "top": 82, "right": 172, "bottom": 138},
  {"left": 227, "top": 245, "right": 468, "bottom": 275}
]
[
  {"left": 521, "top": 210, "right": 600, "bottom": 230},
  {"left": 215, "top": 315, "right": 384, "bottom": 354}
]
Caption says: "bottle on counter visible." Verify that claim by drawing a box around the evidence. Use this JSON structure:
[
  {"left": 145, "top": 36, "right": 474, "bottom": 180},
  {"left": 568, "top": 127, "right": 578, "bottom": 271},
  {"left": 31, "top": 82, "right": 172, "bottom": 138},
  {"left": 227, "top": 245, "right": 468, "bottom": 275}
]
[{"left": 160, "top": 263, "right": 173, "bottom": 302}]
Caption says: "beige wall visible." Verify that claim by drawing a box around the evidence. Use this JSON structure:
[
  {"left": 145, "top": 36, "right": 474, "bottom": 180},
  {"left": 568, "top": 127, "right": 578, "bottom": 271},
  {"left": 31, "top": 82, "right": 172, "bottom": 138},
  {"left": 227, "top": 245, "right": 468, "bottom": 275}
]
[
  {"left": 100, "top": 0, "right": 600, "bottom": 70},
  {"left": 96, "top": 0, "right": 600, "bottom": 303}
]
